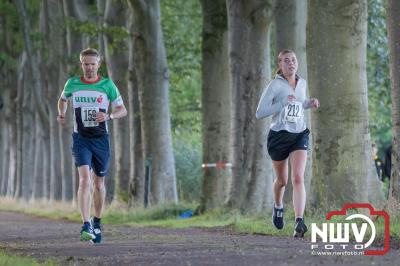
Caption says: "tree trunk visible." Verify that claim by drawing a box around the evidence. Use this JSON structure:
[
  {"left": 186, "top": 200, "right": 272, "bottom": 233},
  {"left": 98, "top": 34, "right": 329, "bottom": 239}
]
[
  {"left": 308, "top": 0, "right": 384, "bottom": 209},
  {"left": 103, "top": 0, "right": 131, "bottom": 202},
  {"left": 58, "top": 67, "right": 74, "bottom": 202},
  {"left": 128, "top": 0, "right": 178, "bottom": 204},
  {"left": 42, "top": 0, "right": 65, "bottom": 201},
  {"left": 32, "top": 113, "right": 44, "bottom": 199},
  {"left": 0, "top": 119, "right": 5, "bottom": 196},
  {"left": 20, "top": 52, "right": 35, "bottom": 200},
  {"left": 0, "top": 116, "right": 4, "bottom": 195},
  {"left": 3, "top": 69, "right": 18, "bottom": 197},
  {"left": 127, "top": 17, "right": 145, "bottom": 207},
  {"left": 6, "top": 121, "right": 17, "bottom": 197},
  {"left": 14, "top": 0, "right": 49, "bottom": 127},
  {"left": 1, "top": 90, "right": 11, "bottom": 196},
  {"left": 274, "top": 0, "right": 310, "bottom": 205},
  {"left": 387, "top": 0, "right": 400, "bottom": 203},
  {"left": 198, "top": 0, "right": 231, "bottom": 212},
  {"left": 15, "top": 0, "right": 51, "bottom": 200},
  {"left": 226, "top": 0, "right": 275, "bottom": 212},
  {"left": 14, "top": 53, "right": 24, "bottom": 199}
]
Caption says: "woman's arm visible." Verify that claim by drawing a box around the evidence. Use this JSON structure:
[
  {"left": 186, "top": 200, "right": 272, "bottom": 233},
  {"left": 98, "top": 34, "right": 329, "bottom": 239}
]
[{"left": 256, "top": 82, "right": 287, "bottom": 119}]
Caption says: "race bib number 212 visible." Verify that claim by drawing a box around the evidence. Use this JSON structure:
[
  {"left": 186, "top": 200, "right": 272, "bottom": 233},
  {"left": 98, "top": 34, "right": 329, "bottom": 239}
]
[{"left": 284, "top": 102, "right": 303, "bottom": 123}]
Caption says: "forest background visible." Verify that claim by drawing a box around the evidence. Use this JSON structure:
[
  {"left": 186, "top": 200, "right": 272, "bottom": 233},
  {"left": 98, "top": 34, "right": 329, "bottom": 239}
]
[{"left": 0, "top": 0, "right": 399, "bottom": 216}]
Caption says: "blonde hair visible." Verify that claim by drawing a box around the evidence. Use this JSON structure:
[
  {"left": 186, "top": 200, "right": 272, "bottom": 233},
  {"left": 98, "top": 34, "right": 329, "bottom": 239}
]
[
  {"left": 276, "top": 49, "right": 296, "bottom": 75},
  {"left": 79, "top": 48, "right": 100, "bottom": 63}
]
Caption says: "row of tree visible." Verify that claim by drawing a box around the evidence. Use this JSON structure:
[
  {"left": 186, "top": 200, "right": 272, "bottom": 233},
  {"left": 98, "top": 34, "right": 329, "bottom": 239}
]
[
  {"left": 0, "top": 0, "right": 177, "bottom": 206},
  {"left": 0, "top": 0, "right": 399, "bottom": 213}
]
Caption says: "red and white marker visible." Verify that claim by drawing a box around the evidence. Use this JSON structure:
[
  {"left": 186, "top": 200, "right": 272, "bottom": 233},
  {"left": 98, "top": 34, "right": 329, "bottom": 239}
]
[{"left": 201, "top": 162, "right": 232, "bottom": 169}]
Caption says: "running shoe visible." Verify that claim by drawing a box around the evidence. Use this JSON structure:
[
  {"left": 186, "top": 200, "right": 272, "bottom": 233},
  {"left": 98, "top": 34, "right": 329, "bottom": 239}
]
[
  {"left": 293, "top": 218, "right": 308, "bottom": 238},
  {"left": 80, "top": 222, "right": 95, "bottom": 242},
  {"left": 272, "top": 205, "right": 285, "bottom": 229},
  {"left": 91, "top": 218, "right": 102, "bottom": 244}
]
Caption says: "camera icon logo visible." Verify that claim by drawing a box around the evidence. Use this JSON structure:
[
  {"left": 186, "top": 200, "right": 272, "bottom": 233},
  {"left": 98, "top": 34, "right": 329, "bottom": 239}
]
[{"left": 311, "top": 203, "right": 390, "bottom": 256}]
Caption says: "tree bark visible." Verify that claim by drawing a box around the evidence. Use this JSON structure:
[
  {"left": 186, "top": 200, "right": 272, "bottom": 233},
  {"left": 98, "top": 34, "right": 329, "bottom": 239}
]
[
  {"left": 103, "top": 0, "right": 131, "bottom": 202},
  {"left": 308, "top": 0, "right": 384, "bottom": 209},
  {"left": 41, "top": 0, "right": 65, "bottom": 201},
  {"left": 387, "top": 0, "right": 400, "bottom": 202},
  {"left": 14, "top": 53, "right": 24, "bottom": 199},
  {"left": 14, "top": 0, "right": 49, "bottom": 127},
  {"left": 128, "top": 0, "right": 178, "bottom": 204},
  {"left": 6, "top": 119, "right": 17, "bottom": 197},
  {"left": 127, "top": 16, "right": 145, "bottom": 207},
  {"left": 19, "top": 52, "right": 36, "bottom": 200},
  {"left": 0, "top": 116, "right": 3, "bottom": 195},
  {"left": 198, "top": 0, "right": 231, "bottom": 212},
  {"left": 0, "top": 90, "right": 11, "bottom": 196},
  {"left": 32, "top": 113, "right": 44, "bottom": 199},
  {"left": 15, "top": 0, "right": 52, "bottom": 200},
  {"left": 226, "top": 0, "right": 275, "bottom": 212}
]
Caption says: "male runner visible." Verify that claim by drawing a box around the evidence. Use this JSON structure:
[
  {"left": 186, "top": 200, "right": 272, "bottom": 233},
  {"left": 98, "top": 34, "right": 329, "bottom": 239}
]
[{"left": 57, "top": 48, "right": 127, "bottom": 243}]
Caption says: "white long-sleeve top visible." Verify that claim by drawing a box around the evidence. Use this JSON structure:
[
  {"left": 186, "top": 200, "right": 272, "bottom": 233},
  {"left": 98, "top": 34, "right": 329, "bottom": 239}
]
[{"left": 256, "top": 74, "right": 312, "bottom": 133}]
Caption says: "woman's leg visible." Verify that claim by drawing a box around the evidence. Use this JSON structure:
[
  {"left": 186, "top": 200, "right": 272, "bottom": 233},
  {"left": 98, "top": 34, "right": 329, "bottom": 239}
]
[
  {"left": 289, "top": 150, "right": 307, "bottom": 217},
  {"left": 272, "top": 159, "right": 289, "bottom": 207},
  {"left": 289, "top": 149, "right": 308, "bottom": 237},
  {"left": 271, "top": 158, "right": 289, "bottom": 229}
]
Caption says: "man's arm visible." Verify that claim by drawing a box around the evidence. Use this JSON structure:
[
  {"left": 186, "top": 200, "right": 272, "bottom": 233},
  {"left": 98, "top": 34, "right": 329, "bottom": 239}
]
[
  {"left": 57, "top": 96, "right": 67, "bottom": 124},
  {"left": 109, "top": 104, "right": 127, "bottom": 120},
  {"left": 95, "top": 104, "right": 127, "bottom": 122}
]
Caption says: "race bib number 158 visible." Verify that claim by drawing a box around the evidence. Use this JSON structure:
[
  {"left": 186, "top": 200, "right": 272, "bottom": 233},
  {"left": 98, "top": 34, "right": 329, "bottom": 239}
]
[
  {"left": 284, "top": 102, "right": 303, "bottom": 123},
  {"left": 81, "top": 107, "right": 99, "bottom": 127}
]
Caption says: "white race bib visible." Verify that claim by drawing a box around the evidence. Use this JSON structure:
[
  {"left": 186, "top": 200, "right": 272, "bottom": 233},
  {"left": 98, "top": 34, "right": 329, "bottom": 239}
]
[
  {"left": 284, "top": 101, "right": 303, "bottom": 123},
  {"left": 81, "top": 107, "right": 99, "bottom": 127}
]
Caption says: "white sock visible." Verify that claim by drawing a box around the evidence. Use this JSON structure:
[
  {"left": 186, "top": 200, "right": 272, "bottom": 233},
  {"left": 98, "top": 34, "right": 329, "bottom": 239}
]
[{"left": 274, "top": 203, "right": 283, "bottom": 209}]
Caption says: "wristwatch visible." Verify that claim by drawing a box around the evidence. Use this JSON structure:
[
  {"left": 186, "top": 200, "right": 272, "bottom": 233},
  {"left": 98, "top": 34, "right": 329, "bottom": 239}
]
[{"left": 110, "top": 113, "right": 114, "bottom": 120}]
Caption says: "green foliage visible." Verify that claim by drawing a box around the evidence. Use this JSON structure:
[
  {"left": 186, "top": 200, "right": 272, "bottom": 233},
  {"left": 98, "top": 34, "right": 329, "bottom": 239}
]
[
  {"left": 367, "top": 0, "right": 392, "bottom": 148},
  {"left": 63, "top": 14, "right": 128, "bottom": 79},
  {"left": 64, "top": 17, "right": 129, "bottom": 52},
  {"left": 160, "top": 0, "right": 203, "bottom": 203},
  {"left": 0, "top": 0, "right": 21, "bottom": 93},
  {"left": 161, "top": 0, "right": 202, "bottom": 134},
  {"left": 0, "top": 251, "right": 55, "bottom": 266},
  {"left": 173, "top": 132, "right": 203, "bottom": 202}
]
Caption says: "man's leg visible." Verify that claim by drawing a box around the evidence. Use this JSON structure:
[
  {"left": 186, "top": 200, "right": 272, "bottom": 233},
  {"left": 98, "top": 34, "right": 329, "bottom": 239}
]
[
  {"left": 91, "top": 173, "right": 106, "bottom": 243},
  {"left": 77, "top": 165, "right": 95, "bottom": 241},
  {"left": 77, "top": 165, "right": 92, "bottom": 222},
  {"left": 92, "top": 173, "right": 105, "bottom": 219},
  {"left": 90, "top": 134, "right": 110, "bottom": 243}
]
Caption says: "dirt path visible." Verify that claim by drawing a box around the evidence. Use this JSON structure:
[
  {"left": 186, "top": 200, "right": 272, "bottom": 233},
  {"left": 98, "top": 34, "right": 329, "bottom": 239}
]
[{"left": 0, "top": 212, "right": 398, "bottom": 266}]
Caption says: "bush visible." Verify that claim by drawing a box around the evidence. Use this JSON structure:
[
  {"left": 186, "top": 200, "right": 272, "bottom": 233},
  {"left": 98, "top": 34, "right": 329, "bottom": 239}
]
[{"left": 173, "top": 132, "right": 202, "bottom": 203}]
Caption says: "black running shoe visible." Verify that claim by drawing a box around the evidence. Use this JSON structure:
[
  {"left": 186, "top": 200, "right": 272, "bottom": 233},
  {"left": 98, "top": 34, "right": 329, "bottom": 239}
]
[
  {"left": 272, "top": 206, "right": 284, "bottom": 230},
  {"left": 92, "top": 221, "right": 102, "bottom": 244},
  {"left": 293, "top": 218, "right": 308, "bottom": 238}
]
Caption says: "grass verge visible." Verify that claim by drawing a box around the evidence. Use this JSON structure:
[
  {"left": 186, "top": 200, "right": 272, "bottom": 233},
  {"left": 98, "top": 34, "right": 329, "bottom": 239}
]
[
  {"left": 0, "top": 197, "right": 399, "bottom": 246},
  {"left": 0, "top": 250, "right": 55, "bottom": 266}
]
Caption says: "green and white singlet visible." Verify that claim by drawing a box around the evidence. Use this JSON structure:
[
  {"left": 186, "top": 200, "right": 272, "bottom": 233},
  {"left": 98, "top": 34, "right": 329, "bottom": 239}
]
[{"left": 61, "top": 76, "right": 123, "bottom": 138}]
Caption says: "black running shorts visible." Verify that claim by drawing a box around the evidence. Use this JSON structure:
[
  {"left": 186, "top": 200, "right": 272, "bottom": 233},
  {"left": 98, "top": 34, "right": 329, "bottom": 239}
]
[{"left": 267, "top": 128, "right": 310, "bottom": 161}]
